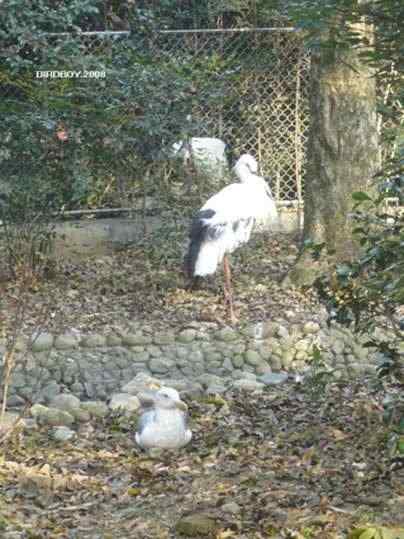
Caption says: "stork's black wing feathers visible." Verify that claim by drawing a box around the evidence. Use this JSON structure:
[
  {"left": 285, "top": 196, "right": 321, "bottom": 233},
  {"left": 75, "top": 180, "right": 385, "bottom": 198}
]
[{"left": 184, "top": 208, "right": 219, "bottom": 278}]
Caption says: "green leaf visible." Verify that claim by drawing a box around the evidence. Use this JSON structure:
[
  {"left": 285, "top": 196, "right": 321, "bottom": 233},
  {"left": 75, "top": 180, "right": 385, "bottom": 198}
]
[{"left": 352, "top": 192, "right": 373, "bottom": 202}]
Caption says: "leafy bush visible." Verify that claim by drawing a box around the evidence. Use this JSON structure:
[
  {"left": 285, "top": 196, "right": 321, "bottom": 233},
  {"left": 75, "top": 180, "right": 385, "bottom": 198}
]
[{"left": 306, "top": 147, "right": 404, "bottom": 453}]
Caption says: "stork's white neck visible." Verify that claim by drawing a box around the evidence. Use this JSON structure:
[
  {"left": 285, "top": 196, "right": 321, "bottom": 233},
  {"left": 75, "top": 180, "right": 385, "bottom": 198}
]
[{"left": 235, "top": 164, "right": 260, "bottom": 183}]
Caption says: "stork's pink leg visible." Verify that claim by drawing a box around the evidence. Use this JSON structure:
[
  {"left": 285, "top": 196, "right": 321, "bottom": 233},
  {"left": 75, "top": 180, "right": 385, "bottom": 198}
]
[{"left": 223, "top": 255, "right": 238, "bottom": 324}]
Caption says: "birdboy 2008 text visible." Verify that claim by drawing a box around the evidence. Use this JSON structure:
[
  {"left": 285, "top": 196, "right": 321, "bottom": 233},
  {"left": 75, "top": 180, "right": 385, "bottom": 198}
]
[{"left": 35, "top": 70, "right": 106, "bottom": 79}]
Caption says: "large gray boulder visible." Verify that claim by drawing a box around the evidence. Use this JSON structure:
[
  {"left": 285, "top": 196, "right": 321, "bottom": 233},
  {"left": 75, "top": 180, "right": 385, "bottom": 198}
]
[{"left": 172, "top": 137, "right": 229, "bottom": 183}]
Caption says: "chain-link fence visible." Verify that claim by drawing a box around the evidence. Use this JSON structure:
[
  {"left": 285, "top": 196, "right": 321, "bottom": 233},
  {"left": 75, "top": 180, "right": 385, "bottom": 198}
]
[
  {"left": 0, "top": 28, "right": 310, "bottom": 208},
  {"left": 156, "top": 29, "right": 311, "bottom": 202}
]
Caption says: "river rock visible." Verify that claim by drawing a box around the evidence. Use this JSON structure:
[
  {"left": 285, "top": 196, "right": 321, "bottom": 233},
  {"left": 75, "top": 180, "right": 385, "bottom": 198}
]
[
  {"left": 54, "top": 334, "right": 79, "bottom": 350},
  {"left": 121, "top": 373, "right": 161, "bottom": 395},
  {"left": 232, "top": 379, "right": 264, "bottom": 392},
  {"left": 109, "top": 393, "right": 140, "bottom": 413},
  {"left": 177, "top": 329, "right": 196, "bottom": 344},
  {"left": 81, "top": 334, "right": 107, "bottom": 348},
  {"left": 175, "top": 513, "right": 218, "bottom": 537},
  {"left": 32, "top": 333, "right": 54, "bottom": 352},
  {"left": 81, "top": 401, "right": 109, "bottom": 418},
  {"left": 51, "top": 426, "right": 76, "bottom": 442},
  {"left": 31, "top": 404, "right": 75, "bottom": 427},
  {"left": 259, "top": 372, "right": 288, "bottom": 385},
  {"left": 303, "top": 321, "right": 321, "bottom": 335}
]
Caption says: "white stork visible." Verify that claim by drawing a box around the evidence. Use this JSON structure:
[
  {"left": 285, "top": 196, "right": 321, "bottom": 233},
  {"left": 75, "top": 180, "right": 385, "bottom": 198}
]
[{"left": 184, "top": 153, "right": 278, "bottom": 323}]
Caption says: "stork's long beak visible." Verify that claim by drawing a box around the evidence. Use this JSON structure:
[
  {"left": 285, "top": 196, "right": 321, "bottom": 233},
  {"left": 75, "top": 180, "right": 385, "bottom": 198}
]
[{"left": 175, "top": 400, "right": 188, "bottom": 412}]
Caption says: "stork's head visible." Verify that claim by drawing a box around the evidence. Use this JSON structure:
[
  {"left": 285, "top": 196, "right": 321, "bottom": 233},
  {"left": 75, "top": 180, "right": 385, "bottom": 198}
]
[{"left": 234, "top": 154, "right": 259, "bottom": 181}]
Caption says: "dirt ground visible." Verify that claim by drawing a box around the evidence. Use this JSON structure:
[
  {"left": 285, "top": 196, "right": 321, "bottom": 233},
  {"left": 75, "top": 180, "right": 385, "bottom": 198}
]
[
  {"left": 0, "top": 233, "right": 403, "bottom": 538},
  {"left": 0, "top": 378, "right": 403, "bottom": 538},
  {"left": 0, "top": 233, "right": 321, "bottom": 337}
]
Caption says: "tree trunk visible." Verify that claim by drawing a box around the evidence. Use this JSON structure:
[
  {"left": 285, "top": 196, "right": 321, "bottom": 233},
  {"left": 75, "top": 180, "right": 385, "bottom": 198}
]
[{"left": 287, "top": 18, "right": 380, "bottom": 286}]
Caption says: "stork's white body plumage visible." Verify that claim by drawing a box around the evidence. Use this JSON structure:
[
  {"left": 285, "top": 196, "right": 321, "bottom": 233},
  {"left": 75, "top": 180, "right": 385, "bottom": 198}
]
[{"left": 184, "top": 154, "right": 278, "bottom": 322}]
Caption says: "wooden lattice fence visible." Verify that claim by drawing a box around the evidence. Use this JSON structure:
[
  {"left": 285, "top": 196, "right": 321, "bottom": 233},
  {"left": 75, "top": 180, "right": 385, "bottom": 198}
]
[{"left": 157, "top": 29, "right": 311, "bottom": 202}]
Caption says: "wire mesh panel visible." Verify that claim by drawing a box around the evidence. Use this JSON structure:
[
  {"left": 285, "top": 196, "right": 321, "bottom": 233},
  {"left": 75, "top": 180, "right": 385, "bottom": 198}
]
[
  {"left": 156, "top": 29, "right": 311, "bottom": 201},
  {"left": 0, "top": 28, "right": 310, "bottom": 206}
]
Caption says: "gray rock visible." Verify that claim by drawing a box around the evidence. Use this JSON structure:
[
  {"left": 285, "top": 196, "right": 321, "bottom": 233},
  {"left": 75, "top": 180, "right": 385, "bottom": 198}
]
[
  {"left": 255, "top": 362, "right": 272, "bottom": 375},
  {"left": 180, "top": 365, "right": 200, "bottom": 377},
  {"left": 221, "top": 502, "right": 241, "bottom": 514},
  {"left": 54, "top": 334, "right": 79, "bottom": 350},
  {"left": 109, "top": 393, "right": 140, "bottom": 413},
  {"left": 231, "top": 342, "right": 246, "bottom": 354},
  {"left": 121, "top": 373, "right": 161, "bottom": 395},
  {"left": 106, "top": 334, "right": 122, "bottom": 346},
  {"left": 295, "top": 350, "right": 308, "bottom": 361},
  {"left": 148, "top": 345, "right": 162, "bottom": 358},
  {"left": 281, "top": 349, "right": 295, "bottom": 367},
  {"left": 51, "top": 426, "right": 76, "bottom": 442},
  {"left": 177, "top": 329, "right": 196, "bottom": 344},
  {"left": 293, "top": 360, "right": 306, "bottom": 371},
  {"left": 176, "top": 346, "right": 190, "bottom": 359},
  {"left": 232, "top": 379, "right": 264, "bottom": 392},
  {"left": 6, "top": 394, "right": 25, "bottom": 407},
  {"left": 231, "top": 354, "right": 244, "bottom": 368},
  {"left": 14, "top": 337, "right": 27, "bottom": 352},
  {"left": 197, "top": 373, "right": 224, "bottom": 388},
  {"left": 270, "top": 356, "right": 283, "bottom": 371},
  {"left": 81, "top": 334, "right": 107, "bottom": 348},
  {"left": 70, "top": 381, "right": 85, "bottom": 396},
  {"left": 331, "top": 339, "right": 345, "bottom": 356},
  {"left": 262, "top": 322, "right": 279, "bottom": 337},
  {"left": 222, "top": 357, "right": 234, "bottom": 372},
  {"left": 3, "top": 532, "right": 24, "bottom": 539},
  {"left": 240, "top": 371, "right": 257, "bottom": 380},
  {"left": 131, "top": 345, "right": 145, "bottom": 353},
  {"left": 295, "top": 339, "right": 311, "bottom": 352},
  {"left": 149, "top": 358, "right": 173, "bottom": 374},
  {"left": 215, "top": 328, "right": 238, "bottom": 342},
  {"left": 175, "top": 513, "right": 218, "bottom": 537},
  {"left": 32, "top": 333, "right": 54, "bottom": 352},
  {"left": 17, "top": 387, "right": 36, "bottom": 400},
  {"left": 303, "top": 321, "right": 321, "bottom": 335},
  {"left": 131, "top": 351, "right": 150, "bottom": 363},
  {"left": 259, "top": 372, "right": 288, "bottom": 385},
  {"left": 93, "top": 385, "right": 108, "bottom": 400},
  {"left": 180, "top": 384, "right": 203, "bottom": 399},
  {"left": 11, "top": 372, "right": 26, "bottom": 388},
  {"left": 258, "top": 347, "right": 272, "bottom": 361},
  {"left": 277, "top": 325, "right": 289, "bottom": 339},
  {"left": 206, "top": 365, "right": 224, "bottom": 375},
  {"left": 31, "top": 404, "right": 75, "bottom": 427},
  {"left": 245, "top": 350, "right": 261, "bottom": 366},
  {"left": 351, "top": 343, "right": 369, "bottom": 361},
  {"left": 206, "top": 384, "right": 227, "bottom": 395},
  {"left": 49, "top": 393, "right": 81, "bottom": 413},
  {"left": 40, "top": 381, "right": 61, "bottom": 402},
  {"left": 175, "top": 357, "right": 189, "bottom": 368},
  {"left": 205, "top": 351, "right": 223, "bottom": 363},
  {"left": 122, "top": 333, "right": 152, "bottom": 346},
  {"left": 190, "top": 350, "right": 204, "bottom": 362},
  {"left": 81, "top": 400, "right": 109, "bottom": 418},
  {"left": 154, "top": 333, "right": 174, "bottom": 345},
  {"left": 188, "top": 362, "right": 205, "bottom": 376}
]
